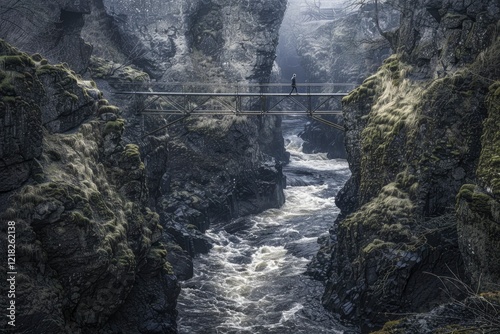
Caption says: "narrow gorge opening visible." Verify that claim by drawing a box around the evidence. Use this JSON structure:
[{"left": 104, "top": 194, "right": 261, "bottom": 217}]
[
  {"left": 176, "top": 1, "right": 354, "bottom": 333},
  {"left": 176, "top": 119, "right": 352, "bottom": 334},
  {"left": 275, "top": 0, "right": 307, "bottom": 84},
  {"left": 3, "top": 0, "right": 499, "bottom": 333}
]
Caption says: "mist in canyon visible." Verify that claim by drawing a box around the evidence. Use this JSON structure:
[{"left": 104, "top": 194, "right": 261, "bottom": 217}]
[{"left": 1, "top": 0, "right": 499, "bottom": 334}]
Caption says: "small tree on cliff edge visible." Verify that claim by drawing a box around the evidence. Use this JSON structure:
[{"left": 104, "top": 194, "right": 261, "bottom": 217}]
[{"left": 347, "top": 0, "right": 401, "bottom": 49}]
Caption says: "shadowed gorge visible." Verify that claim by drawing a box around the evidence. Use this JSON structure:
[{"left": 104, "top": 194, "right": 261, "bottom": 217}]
[{"left": 0, "top": 0, "right": 499, "bottom": 333}]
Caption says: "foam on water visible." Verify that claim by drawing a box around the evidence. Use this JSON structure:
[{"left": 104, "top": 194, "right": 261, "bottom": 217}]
[{"left": 178, "top": 117, "right": 353, "bottom": 333}]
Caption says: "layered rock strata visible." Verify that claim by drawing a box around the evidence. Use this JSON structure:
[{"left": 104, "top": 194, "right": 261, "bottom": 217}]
[
  {"left": 0, "top": 39, "right": 179, "bottom": 333},
  {"left": 80, "top": 0, "right": 288, "bottom": 260},
  {"left": 0, "top": 0, "right": 288, "bottom": 332},
  {"left": 310, "top": 0, "right": 500, "bottom": 332}
]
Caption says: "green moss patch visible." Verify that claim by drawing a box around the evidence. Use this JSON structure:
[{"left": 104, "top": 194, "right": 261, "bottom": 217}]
[
  {"left": 347, "top": 56, "right": 423, "bottom": 200},
  {"left": 89, "top": 56, "right": 149, "bottom": 82},
  {"left": 371, "top": 319, "right": 403, "bottom": 334},
  {"left": 103, "top": 118, "right": 125, "bottom": 136},
  {"left": 98, "top": 104, "right": 120, "bottom": 115},
  {"left": 122, "top": 144, "right": 142, "bottom": 167},
  {"left": 476, "top": 81, "right": 500, "bottom": 197},
  {"left": 0, "top": 54, "right": 35, "bottom": 70}
]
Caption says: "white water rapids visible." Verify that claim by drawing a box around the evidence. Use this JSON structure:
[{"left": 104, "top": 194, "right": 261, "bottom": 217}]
[{"left": 177, "top": 117, "right": 352, "bottom": 333}]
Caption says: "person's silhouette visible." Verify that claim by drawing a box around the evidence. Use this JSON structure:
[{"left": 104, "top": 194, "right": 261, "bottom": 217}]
[{"left": 289, "top": 74, "right": 297, "bottom": 95}]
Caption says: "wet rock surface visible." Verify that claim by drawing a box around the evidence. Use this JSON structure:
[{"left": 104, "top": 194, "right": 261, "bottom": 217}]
[
  {"left": 0, "top": 0, "right": 289, "bottom": 332},
  {"left": 311, "top": 0, "right": 500, "bottom": 332},
  {"left": 80, "top": 0, "right": 288, "bottom": 262},
  {"left": 0, "top": 39, "right": 179, "bottom": 333}
]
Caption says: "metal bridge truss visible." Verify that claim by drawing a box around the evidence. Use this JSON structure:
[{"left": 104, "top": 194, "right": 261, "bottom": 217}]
[{"left": 114, "top": 83, "right": 353, "bottom": 135}]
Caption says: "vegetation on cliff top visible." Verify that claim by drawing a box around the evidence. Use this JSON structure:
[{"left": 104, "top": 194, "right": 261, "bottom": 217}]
[{"left": 0, "top": 38, "right": 178, "bottom": 332}]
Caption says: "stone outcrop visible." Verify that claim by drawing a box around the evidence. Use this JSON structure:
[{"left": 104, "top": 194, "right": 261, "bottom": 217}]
[
  {"left": 80, "top": 0, "right": 288, "bottom": 261},
  {"left": 0, "top": 39, "right": 179, "bottom": 333},
  {"left": 0, "top": 0, "right": 92, "bottom": 73},
  {"left": 310, "top": 0, "right": 500, "bottom": 332},
  {"left": 299, "top": 121, "right": 347, "bottom": 159},
  {"left": 1, "top": 0, "right": 289, "bottom": 331}
]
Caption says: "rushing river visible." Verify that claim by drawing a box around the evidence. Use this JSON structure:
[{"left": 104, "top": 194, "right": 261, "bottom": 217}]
[{"left": 177, "top": 117, "right": 352, "bottom": 334}]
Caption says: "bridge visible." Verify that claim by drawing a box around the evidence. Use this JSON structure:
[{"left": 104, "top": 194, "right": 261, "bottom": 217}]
[{"left": 114, "top": 82, "right": 354, "bottom": 134}]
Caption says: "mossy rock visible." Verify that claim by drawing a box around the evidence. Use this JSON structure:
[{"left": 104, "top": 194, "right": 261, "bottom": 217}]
[
  {"left": 458, "top": 184, "right": 495, "bottom": 218},
  {"left": 98, "top": 99, "right": 109, "bottom": 106},
  {"left": 63, "top": 90, "right": 79, "bottom": 102},
  {"left": 0, "top": 73, "right": 16, "bottom": 96},
  {"left": 0, "top": 54, "right": 35, "bottom": 70},
  {"left": 31, "top": 53, "right": 43, "bottom": 62},
  {"left": 476, "top": 82, "right": 500, "bottom": 197},
  {"left": 362, "top": 239, "right": 396, "bottom": 254},
  {"left": 457, "top": 184, "right": 475, "bottom": 202},
  {"left": 98, "top": 105, "right": 120, "bottom": 115},
  {"left": 0, "top": 39, "right": 20, "bottom": 56},
  {"left": 69, "top": 211, "right": 91, "bottom": 227},
  {"left": 89, "top": 191, "right": 115, "bottom": 220},
  {"left": 470, "top": 191, "right": 494, "bottom": 217},
  {"left": 371, "top": 319, "right": 402, "bottom": 334},
  {"left": 123, "top": 144, "right": 140, "bottom": 158},
  {"left": 146, "top": 242, "right": 173, "bottom": 273},
  {"left": 89, "top": 56, "right": 149, "bottom": 82},
  {"left": 103, "top": 118, "right": 125, "bottom": 136}
]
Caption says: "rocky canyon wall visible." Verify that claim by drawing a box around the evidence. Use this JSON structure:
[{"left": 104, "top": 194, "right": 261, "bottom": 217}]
[
  {"left": 293, "top": 3, "right": 398, "bottom": 159},
  {"left": 0, "top": 0, "right": 288, "bottom": 332},
  {"left": 0, "top": 39, "right": 179, "bottom": 333},
  {"left": 310, "top": 0, "right": 500, "bottom": 332}
]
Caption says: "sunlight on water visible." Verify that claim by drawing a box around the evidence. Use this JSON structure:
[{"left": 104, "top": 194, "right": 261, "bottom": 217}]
[{"left": 178, "top": 117, "right": 352, "bottom": 334}]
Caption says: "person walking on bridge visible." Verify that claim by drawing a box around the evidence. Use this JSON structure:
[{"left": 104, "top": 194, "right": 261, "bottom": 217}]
[{"left": 289, "top": 73, "right": 298, "bottom": 95}]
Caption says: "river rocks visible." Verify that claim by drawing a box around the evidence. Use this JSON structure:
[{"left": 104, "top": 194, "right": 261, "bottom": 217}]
[
  {"left": 299, "top": 119, "right": 347, "bottom": 159},
  {"left": 224, "top": 217, "right": 255, "bottom": 234},
  {"left": 315, "top": 0, "right": 500, "bottom": 331}
]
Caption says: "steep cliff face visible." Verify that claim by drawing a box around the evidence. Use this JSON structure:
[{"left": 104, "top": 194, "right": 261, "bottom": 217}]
[
  {"left": 79, "top": 0, "right": 288, "bottom": 262},
  {"left": 311, "top": 0, "right": 500, "bottom": 332},
  {"left": 87, "top": 0, "right": 284, "bottom": 83},
  {"left": 456, "top": 81, "right": 500, "bottom": 292},
  {"left": 0, "top": 40, "right": 179, "bottom": 333},
  {"left": 0, "top": 0, "right": 92, "bottom": 73},
  {"left": 1, "top": 0, "right": 288, "bottom": 331}
]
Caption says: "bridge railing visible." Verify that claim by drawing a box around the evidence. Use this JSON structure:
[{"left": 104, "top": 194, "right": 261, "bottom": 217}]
[{"left": 115, "top": 82, "right": 356, "bottom": 95}]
